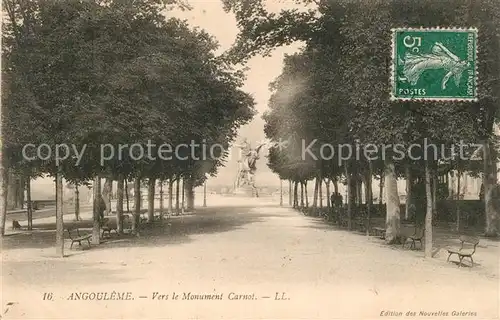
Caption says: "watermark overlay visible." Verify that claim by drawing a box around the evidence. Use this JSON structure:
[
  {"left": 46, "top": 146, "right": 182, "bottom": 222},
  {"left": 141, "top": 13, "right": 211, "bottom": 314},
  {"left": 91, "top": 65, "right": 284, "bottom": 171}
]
[
  {"left": 19, "top": 138, "right": 483, "bottom": 166},
  {"left": 21, "top": 140, "right": 228, "bottom": 166}
]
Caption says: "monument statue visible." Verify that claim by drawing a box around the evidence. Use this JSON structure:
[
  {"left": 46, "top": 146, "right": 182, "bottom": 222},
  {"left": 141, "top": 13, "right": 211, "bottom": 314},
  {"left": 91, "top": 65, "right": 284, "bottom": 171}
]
[{"left": 233, "top": 138, "right": 267, "bottom": 197}]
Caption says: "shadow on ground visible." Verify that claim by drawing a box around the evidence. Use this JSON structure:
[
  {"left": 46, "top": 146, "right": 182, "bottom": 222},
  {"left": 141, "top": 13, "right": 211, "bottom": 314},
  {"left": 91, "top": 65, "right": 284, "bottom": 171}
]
[{"left": 2, "top": 206, "right": 285, "bottom": 251}]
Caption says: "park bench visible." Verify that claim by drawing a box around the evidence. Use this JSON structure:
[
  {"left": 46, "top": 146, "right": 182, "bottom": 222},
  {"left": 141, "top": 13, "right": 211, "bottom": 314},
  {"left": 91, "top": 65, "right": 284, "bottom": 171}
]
[
  {"left": 403, "top": 226, "right": 425, "bottom": 250},
  {"left": 100, "top": 218, "right": 117, "bottom": 238},
  {"left": 67, "top": 227, "right": 92, "bottom": 249},
  {"left": 372, "top": 227, "right": 386, "bottom": 239},
  {"left": 446, "top": 235, "right": 479, "bottom": 268}
]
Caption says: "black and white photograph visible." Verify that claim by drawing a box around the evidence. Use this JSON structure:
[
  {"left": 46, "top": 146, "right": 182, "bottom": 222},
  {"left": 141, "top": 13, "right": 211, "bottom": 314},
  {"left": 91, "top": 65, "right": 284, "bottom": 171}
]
[{"left": 1, "top": 0, "right": 499, "bottom": 318}]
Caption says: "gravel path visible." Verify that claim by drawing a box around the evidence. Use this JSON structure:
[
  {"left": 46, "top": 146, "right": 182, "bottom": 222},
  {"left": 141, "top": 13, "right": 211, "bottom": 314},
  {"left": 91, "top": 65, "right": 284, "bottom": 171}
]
[{"left": 2, "top": 202, "right": 498, "bottom": 319}]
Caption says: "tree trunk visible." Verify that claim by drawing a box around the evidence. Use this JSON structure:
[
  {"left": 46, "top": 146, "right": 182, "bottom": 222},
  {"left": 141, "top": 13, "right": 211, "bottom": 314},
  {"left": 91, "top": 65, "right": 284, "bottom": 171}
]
[
  {"left": 280, "top": 179, "right": 283, "bottom": 206},
  {"left": 125, "top": 181, "right": 130, "bottom": 213},
  {"left": 159, "top": 180, "right": 165, "bottom": 218},
  {"left": 175, "top": 178, "right": 180, "bottom": 215},
  {"left": 17, "top": 175, "right": 25, "bottom": 209},
  {"left": 462, "top": 172, "right": 468, "bottom": 198},
  {"left": 356, "top": 177, "right": 362, "bottom": 205},
  {"left": 116, "top": 178, "right": 124, "bottom": 234},
  {"left": 132, "top": 177, "right": 141, "bottom": 233},
  {"left": 55, "top": 171, "right": 64, "bottom": 257},
  {"left": 384, "top": 158, "right": 401, "bottom": 244},
  {"left": 181, "top": 178, "right": 185, "bottom": 210},
  {"left": 325, "top": 179, "right": 331, "bottom": 209},
  {"left": 445, "top": 173, "right": 449, "bottom": 196},
  {"left": 456, "top": 170, "right": 461, "bottom": 232},
  {"left": 483, "top": 139, "right": 499, "bottom": 237},
  {"left": 300, "top": 181, "right": 304, "bottom": 207},
  {"left": 405, "top": 164, "right": 412, "bottom": 220},
  {"left": 288, "top": 180, "right": 292, "bottom": 206},
  {"left": 7, "top": 170, "right": 17, "bottom": 210},
  {"left": 379, "top": 173, "right": 385, "bottom": 207},
  {"left": 345, "top": 164, "right": 352, "bottom": 230},
  {"left": 424, "top": 160, "right": 433, "bottom": 258},
  {"left": 26, "top": 176, "right": 33, "bottom": 230},
  {"left": 449, "top": 172, "right": 456, "bottom": 200},
  {"left": 168, "top": 179, "right": 174, "bottom": 213},
  {"left": 147, "top": 178, "right": 155, "bottom": 222},
  {"left": 366, "top": 161, "right": 373, "bottom": 236},
  {"left": 432, "top": 170, "right": 437, "bottom": 220},
  {"left": 0, "top": 115, "right": 6, "bottom": 236},
  {"left": 108, "top": 178, "right": 113, "bottom": 201},
  {"left": 333, "top": 178, "right": 339, "bottom": 195},
  {"left": 319, "top": 175, "right": 323, "bottom": 208},
  {"left": 102, "top": 177, "right": 112, "bottom": 216},
  {"left": 304, "top": 181, "right": 309, "bottom": 207},
  {"left": 312, "top": 177, "right": 319, "bottom": 207},
  {"left": 74, "top": 183, "right": 80, "bottom": 221},
  {"left": 203, "top": 180, "right": 207, "bottom": 207},
  {"left": 92, "top": 176, "right": 101, "bottom": 244},
  {"left": 185, "top": 178, "right": 195, "bottom": 211},
  {"left": 349, "top": 172, "right": 357, "bottom": 217}
]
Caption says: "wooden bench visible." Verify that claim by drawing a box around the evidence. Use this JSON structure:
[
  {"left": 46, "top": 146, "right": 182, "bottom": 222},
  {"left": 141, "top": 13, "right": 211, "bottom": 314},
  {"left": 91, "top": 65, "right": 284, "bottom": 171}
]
[
  {"left": 446, "top": 235, "right": 479, "bottom": 268},
  {"left": 372, "top": 227, "right": 386, "bottom": 239},
  {"left": 100, "top": 218, "right": 117, "bottom": 238},
  {"left": 403, "top": 226, "right": 425, "bottom": 250},
  {"left": 67, "top": 227, "right": 92, "bottom": 249},
  {"left": 118, "top": 214, "right": 133, "bottom": 233}
]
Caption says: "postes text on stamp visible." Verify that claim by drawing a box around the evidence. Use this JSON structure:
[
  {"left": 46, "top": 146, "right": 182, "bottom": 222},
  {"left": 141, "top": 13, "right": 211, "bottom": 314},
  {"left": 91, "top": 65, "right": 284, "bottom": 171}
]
[{"left": 391, "top": 28, "right": 478, "bottom": 101}]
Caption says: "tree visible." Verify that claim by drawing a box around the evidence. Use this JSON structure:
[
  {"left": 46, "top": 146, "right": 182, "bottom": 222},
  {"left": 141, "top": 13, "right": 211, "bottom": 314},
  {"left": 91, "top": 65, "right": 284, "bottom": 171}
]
[{"left": 225, "top": 0, "right": 500, "bottom": 247}]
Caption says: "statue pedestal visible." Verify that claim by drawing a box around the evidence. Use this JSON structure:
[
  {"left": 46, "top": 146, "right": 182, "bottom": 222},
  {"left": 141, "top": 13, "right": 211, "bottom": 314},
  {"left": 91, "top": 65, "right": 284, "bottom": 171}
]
[{"left": 232, "top": 185, "right": 255, "bottom": 197}]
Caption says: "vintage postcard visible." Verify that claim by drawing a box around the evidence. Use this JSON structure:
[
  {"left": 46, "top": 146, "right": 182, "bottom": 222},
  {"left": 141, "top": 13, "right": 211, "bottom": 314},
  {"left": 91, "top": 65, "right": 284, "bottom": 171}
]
[{"left": 1, "top": 0, "right": 499, "bottom": 319}]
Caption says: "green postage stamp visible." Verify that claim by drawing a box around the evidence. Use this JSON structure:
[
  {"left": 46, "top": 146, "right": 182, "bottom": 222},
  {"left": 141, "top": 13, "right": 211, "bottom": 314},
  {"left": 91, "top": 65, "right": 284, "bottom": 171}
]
[{"left": 391, "top": 28, "right": 478, "bottom": 101}]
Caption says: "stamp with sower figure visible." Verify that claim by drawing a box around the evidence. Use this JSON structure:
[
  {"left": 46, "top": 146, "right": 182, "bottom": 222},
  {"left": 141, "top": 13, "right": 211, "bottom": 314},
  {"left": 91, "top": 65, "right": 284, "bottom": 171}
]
[{"left": 391, "top": 28, "right": 478, "bottom": 101}]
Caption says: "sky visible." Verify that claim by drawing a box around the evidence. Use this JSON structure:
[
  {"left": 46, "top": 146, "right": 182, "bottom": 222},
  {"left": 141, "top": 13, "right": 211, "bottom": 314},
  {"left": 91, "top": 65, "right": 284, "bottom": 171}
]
[{"left": 171, "top": 1, "right": 303, "bottom": 187}]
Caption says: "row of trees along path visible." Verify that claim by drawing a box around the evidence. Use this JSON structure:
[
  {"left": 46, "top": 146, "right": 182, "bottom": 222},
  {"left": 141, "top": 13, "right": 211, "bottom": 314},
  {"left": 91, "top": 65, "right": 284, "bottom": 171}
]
[
  {"left": 0, "top": 0, "right": 255, "bottom": 257},
  {"left": 222, "top": 0, "right": 500, "bottom": 257}
]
